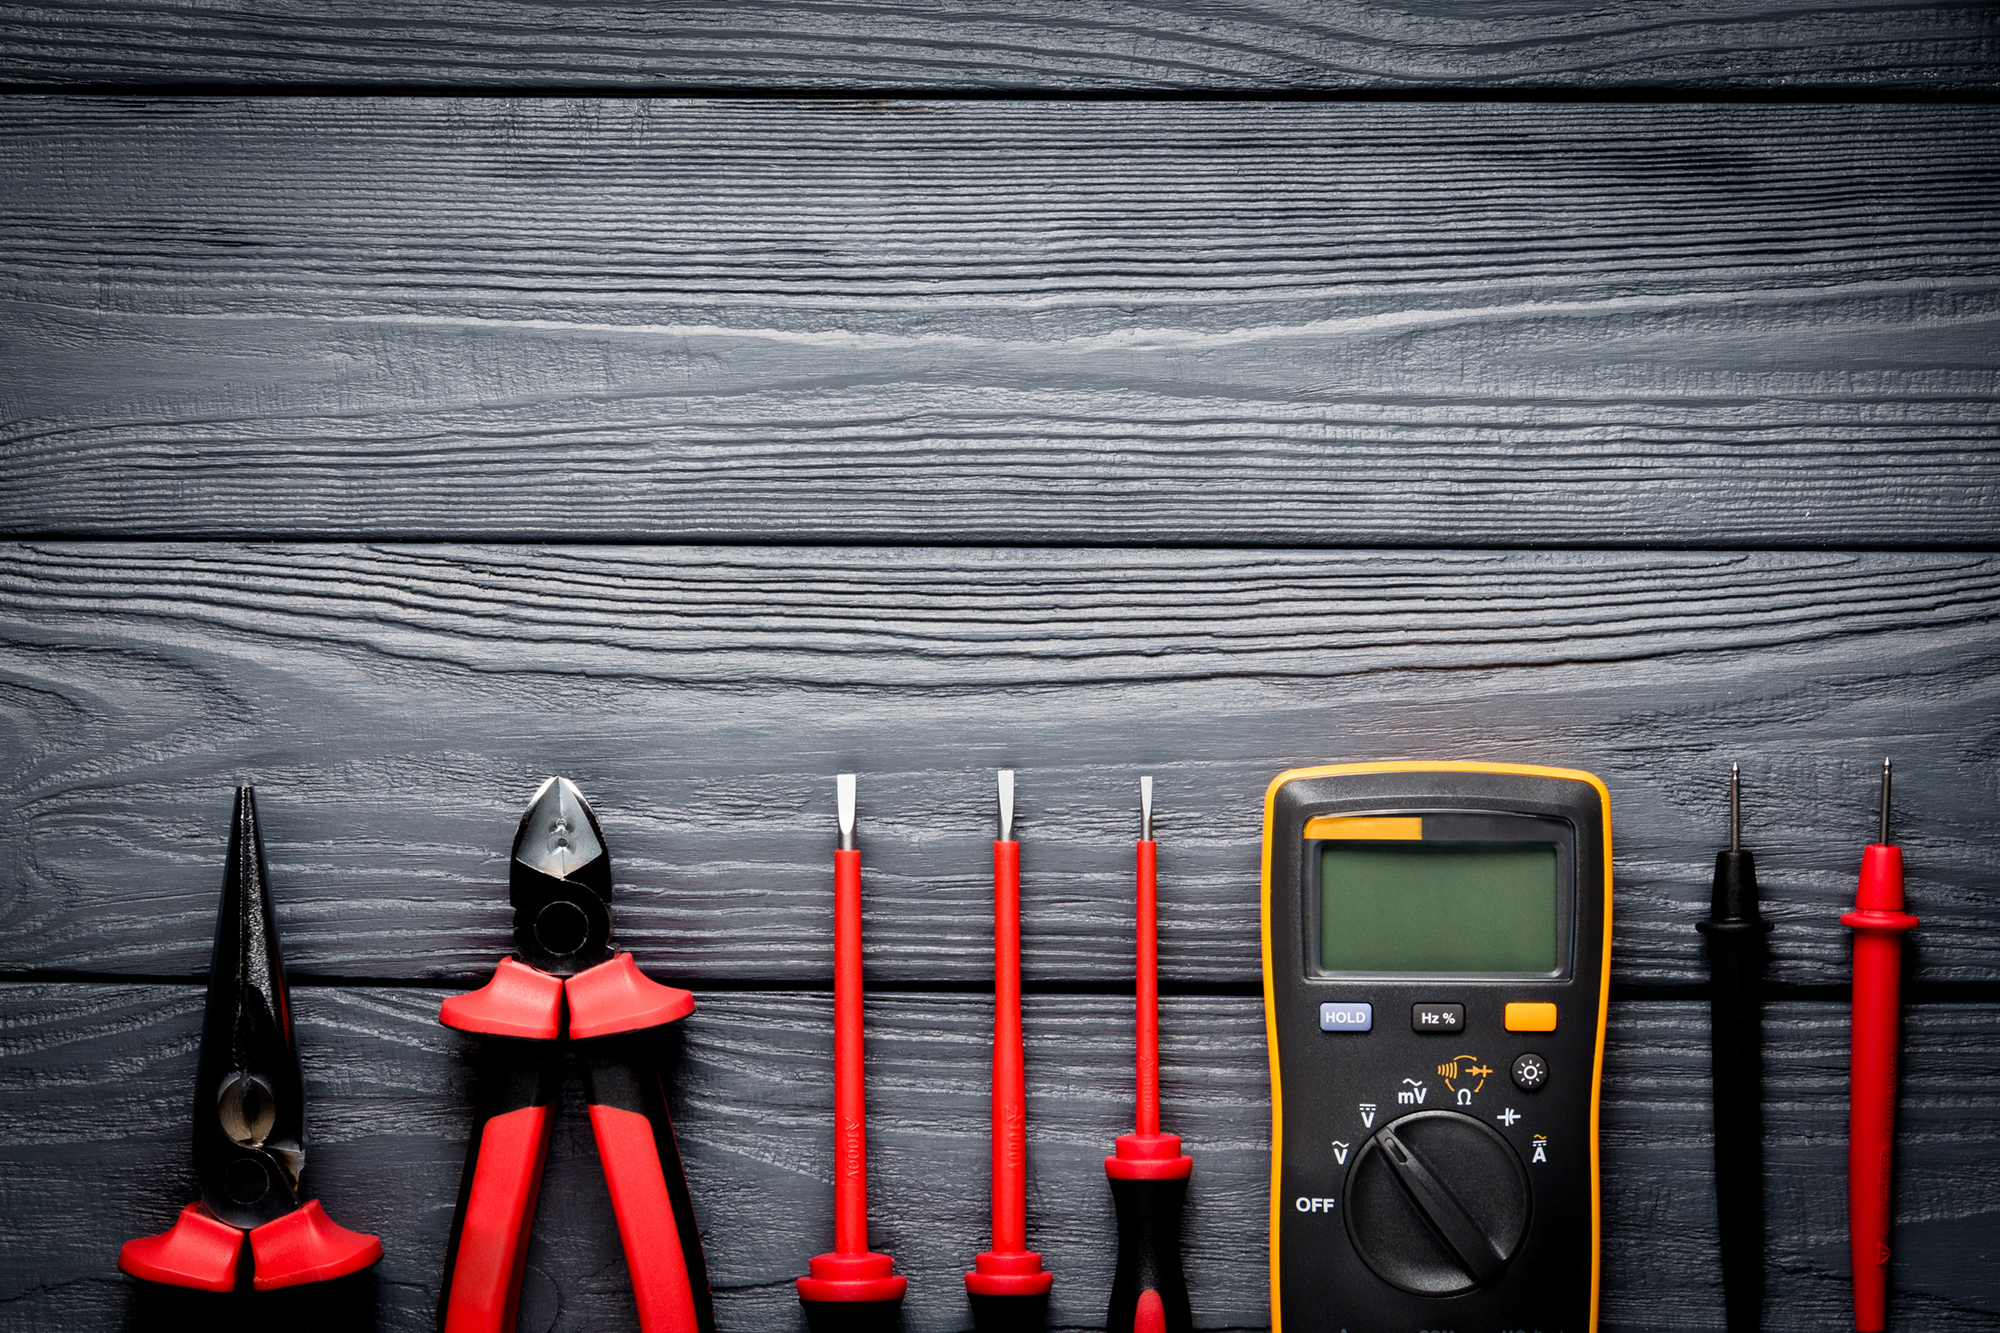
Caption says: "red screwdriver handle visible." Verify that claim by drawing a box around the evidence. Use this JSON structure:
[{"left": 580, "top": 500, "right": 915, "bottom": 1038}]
[
  {"left": 833, "top": 846, "right": 869, "bottom": 1255},
  {"left": 967, "top": 834, "right": 1053, "bottom": 1331},
  {"left": 1844, "top": 843, "right": 1918, "bottom": 1333},
  {"left": 580, "top": 1035, "right": 717, "bottom": 1333},
  {"left": 991, "top": 837, "right": 1027, "bottom": 1256},
  {"left": 438, "top": 1043, "right": 560, "bottom": 1333}
]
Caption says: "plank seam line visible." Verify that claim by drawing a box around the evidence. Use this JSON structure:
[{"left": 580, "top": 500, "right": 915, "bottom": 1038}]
[
  {"left": 1, "top": 972, "right": 1996, "bottom": 1003},
  {"left": 5, "top": 536, "right": 2000, "bottom": 556},
  {"left": 1, "top": 83, "right": 1998, "bottom": 104}
]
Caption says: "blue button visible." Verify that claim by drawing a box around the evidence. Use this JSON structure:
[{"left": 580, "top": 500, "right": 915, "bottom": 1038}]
[{"left": 1320, "top": 1002, "right": 1374, "bottom": 1032}]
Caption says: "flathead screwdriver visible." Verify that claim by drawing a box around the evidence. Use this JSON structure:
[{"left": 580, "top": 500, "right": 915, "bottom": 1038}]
[
  {"left": 1104, "top": 777, "right": 1193, "bottom": 1333},
  {"left": 965, "top": 770, "right": 1053, "bottom": 1331}
]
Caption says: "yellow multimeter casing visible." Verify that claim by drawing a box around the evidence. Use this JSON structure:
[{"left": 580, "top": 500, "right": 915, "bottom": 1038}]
[{"left": 1262, "top": 761, "right": 1612, "bottom": 1333}]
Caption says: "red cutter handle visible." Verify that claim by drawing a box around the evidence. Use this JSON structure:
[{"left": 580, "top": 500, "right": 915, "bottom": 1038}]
[
  {"left": 581, "top": 1035, "right": 717, "bottom": 1333},
  {"left": 438, "top": 1043, "right": 560, "bottom": 1333}
]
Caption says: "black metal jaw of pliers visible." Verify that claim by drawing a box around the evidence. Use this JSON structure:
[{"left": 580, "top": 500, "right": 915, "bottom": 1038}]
[
  {"left": 436, "top": 777, "right": 712, "bottom": 1333},
  {"left": 119, "top": 786, "right": 382, "bottom": 1292}
]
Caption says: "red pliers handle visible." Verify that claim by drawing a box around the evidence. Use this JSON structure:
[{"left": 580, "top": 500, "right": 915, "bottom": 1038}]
[{"left": 438, "top": 954, "right": 712, "bottom": 1333}]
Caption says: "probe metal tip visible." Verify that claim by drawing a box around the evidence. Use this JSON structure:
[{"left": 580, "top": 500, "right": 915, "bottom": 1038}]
[
  {"left": 1729, "top": 764, "right": 1740, "bottom": 853},
  {"left": 997, "top": 769, "right": 1015, "bottom": 843},
  {"left": 836, "top": 773, "right": 856, "bottom": 851},
  {"left": 1879, "top": 758, "right": 1892, "bottom": 846},
  {"left": 1140, "top": 776, "right": 1154, "bottom": 842}
]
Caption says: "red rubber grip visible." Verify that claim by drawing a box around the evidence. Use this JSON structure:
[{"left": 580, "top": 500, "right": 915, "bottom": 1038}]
[
  {"left": 589, "top": 1104, "right": 704, "bottom": 1333},
  {"left": 442, "top": 1104, "right": 554, "bottom": 1333},
  {"left": 567, "top": 953, "right": 696, "bottom": 1040},
  {"left": 248, "top": 1199, "right": 382, "bottom": 1290},
  {"left": 441, "top": 957, "right": 565, "bottom": 1040},
  {"left": 119, "top": 1201, "right": 244, "bottom": 1291},
  {"left": 1133, "top": 1288, "right": 1167, "bottom": 1333}
]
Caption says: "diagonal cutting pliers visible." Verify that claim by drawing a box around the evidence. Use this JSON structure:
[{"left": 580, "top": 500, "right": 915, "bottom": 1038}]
[
  {"left": 118, "top": 785, "right": 383, "bottom": 1291},
  {"left": 437, "top": 777, "right": 713, "bottom": 1333}
]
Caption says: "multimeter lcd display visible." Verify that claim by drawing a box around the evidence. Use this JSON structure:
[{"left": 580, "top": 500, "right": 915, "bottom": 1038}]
[{"left": 1319, "top": 841, "right": 1559, "bottom": 973}]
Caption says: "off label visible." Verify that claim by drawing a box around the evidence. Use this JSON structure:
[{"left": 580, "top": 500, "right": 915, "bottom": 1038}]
[{"left": 1294, "top": 1196, "right": 1339, "bottom": 1213}]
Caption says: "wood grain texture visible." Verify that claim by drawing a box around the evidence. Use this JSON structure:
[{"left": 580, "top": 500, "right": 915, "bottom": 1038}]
[
  {"left": 3, "top": 99, "right": 1998, "bottom": 545},
  {"left": 1, "top": 1, "right": 1998, "bottom": 91},
  {"left": 0, "top": 984, "right": 1993, "bottom": 1331},
  {"left": 2, "top": 543, "right": 1996, "bottom": 986}
]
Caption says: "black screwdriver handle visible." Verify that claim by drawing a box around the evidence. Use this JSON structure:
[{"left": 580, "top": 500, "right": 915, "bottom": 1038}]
[
  {"left": 968, "top": 1291, "right": 1051, "bottom": 1333},
  {"left": 1106, "top": 1176, "right": 1193, "bottom": 1333}
]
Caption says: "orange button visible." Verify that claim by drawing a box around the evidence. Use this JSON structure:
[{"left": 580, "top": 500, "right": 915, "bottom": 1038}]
[{"left": 1505, "top": 1002, "right": 1557, "bottom": 1032}]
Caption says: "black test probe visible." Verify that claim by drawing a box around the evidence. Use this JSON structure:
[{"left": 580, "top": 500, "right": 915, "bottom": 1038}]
[{"left": 1696, "top": 765, "right": 1773, "bottom": 1331}]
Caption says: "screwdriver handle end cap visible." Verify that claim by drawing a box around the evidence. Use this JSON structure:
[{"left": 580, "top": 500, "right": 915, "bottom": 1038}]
[
  {"left": 966, "top": 1249, "right": 1054, "bottom": 1297},
  {"left": 1106, "top": 1133, "right": 1193, "bottom": 1180},
  {"left": 798, "top": 1250, "right": 908, "bottom": 1304}
]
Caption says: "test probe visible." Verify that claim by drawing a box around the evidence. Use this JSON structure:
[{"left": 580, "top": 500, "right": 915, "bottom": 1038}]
[
  {"left": 119, "top": 786, "right": 383, "bottom": 1292},
  {"left": 965, "top": 769, "right": 1054, "bottom": 1331},
  {"left": 1696, "top": 764, "right": 1772, "bottom": 1332},
  {"left": 1844, "top": 760, "right": 1917, "bottom": 1333},
  {"left": 796, "top": 774, "right": 908, "bottom": 1332},
  {"left": 1105, "top": 777, "right": 1194, "bottom": 1333}
]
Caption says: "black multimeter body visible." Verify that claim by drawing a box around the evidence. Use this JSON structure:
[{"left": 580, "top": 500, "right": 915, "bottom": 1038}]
[{"left": 1262, "top": 763, "right": 1611, "bottom": 1333}]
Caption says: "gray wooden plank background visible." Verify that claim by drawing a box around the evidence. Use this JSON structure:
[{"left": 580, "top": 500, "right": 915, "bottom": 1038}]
[
  {"left": 1, "top": 544, "right": 1996, "bottom": 987},
  {"left": 3, "top": 7, "right": 1998, "bottom": 1331},
  {"left": 2, "top": 99, "right": 1998, "bottom": 545},
  {"left": 2, "top": 1, "right": 1998, "bottom": 91}
]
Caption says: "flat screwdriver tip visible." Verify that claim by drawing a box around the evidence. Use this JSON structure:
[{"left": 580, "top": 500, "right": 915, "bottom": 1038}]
[
  {"left": 1140, "top": 776, "right": 1153, "bottom": 842},
  {"left": 997, "top": 769, "right": 1014, "bottom": 843},
  {"left": 836, "top": 773, "right": 856, "bottom": 851}
]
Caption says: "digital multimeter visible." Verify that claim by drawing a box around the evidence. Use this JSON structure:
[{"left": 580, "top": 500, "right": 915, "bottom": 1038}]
[{"left": 1261, "top": 762, "right": 1611, "bottom": 1333}]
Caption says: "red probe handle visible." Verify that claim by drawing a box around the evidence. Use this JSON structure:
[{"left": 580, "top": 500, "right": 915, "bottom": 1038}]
[
  {"left": 580, "top": 1036, "right": 717, "bottom": 1333},
  {"left": 833, "top": 846, "right": 869, "bottom": 1256},
  {"left": 1844, "top": 844, "right": 1918, "bottom": 1333}
]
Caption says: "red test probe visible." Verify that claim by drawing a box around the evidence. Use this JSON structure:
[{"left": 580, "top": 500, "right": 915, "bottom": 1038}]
[
  {"left": 1844, "top": 760, "right": 1918, "bottom": 1332},
  {"left": 1105, "top": 777, "right": 1194, "bottom": 1333},
  {"left": 966, "top": 769, "right": 1054, "bottom": 1332},
  {"left": 797, "top": 774, "right": 908, "bottom": 1332}
]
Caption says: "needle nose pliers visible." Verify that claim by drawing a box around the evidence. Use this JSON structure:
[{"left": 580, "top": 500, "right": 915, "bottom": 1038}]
[
  {"left": 118, "top": 785, "right": 383, "bottom": 1291},
  {"left": 437, "top": 777, "right": 714, "bottom": 1333}
]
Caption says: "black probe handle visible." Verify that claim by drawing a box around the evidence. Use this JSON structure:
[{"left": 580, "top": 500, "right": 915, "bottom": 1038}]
[
  {"left": 1698, "top": 848, "right": 1772, "bottom": 1333},
  {"left": 1105, "top": 1176, "right": 1194, "bottom": 1333}
]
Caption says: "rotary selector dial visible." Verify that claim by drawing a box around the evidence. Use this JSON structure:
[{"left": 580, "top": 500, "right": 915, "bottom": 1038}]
[{"left": 1344, "top": 1109, "right": 1531, "bottom": 1295}]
